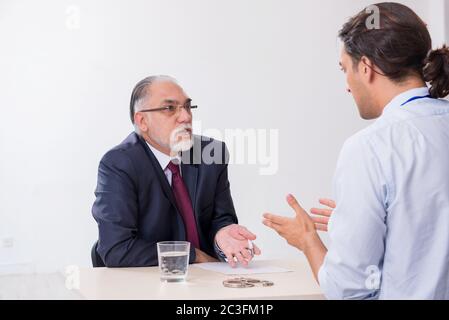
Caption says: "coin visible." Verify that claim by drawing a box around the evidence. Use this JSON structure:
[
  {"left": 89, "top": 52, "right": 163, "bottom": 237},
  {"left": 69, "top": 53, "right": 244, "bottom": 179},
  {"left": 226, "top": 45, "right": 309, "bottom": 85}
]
[
  {"left": 242, "top": 278, "right": 262, "bottom": 284},
  {"left": 222, "top": 277, "right": 274, "bottom": 288},
  {"left": 262, "top": 281, "right": 275, "bottom": 287},
  {"left": 223, "top": 280, "right": 254, "bottom": 288}
]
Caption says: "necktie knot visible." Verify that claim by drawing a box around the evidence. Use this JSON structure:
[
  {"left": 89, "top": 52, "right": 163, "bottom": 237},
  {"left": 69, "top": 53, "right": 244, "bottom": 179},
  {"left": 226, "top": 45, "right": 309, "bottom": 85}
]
[{"left": 167, "top": 161, "right": 180, "bottom": 176}]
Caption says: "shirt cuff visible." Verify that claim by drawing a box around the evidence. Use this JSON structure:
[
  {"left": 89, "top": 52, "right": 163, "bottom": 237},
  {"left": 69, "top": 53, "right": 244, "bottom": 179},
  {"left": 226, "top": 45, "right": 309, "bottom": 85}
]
[
  {"left": 318, "top": 264, "right": 328, "bottom": 294},
  {"left": 214, "top": 241, "right": 227, "bottom": 262}
]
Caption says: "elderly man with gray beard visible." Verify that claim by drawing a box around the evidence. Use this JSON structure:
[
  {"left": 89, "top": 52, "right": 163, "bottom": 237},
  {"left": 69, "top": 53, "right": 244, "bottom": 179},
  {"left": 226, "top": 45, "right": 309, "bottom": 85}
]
[{"left": 92, "top": 75, "right": 260, "bottom": 268}]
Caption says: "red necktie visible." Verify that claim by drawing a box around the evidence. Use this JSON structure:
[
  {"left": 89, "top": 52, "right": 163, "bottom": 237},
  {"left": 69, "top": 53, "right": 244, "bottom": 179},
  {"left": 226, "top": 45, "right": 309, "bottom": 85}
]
[{"left": 167, "top": 161, "right": 200, "bottom": 248}]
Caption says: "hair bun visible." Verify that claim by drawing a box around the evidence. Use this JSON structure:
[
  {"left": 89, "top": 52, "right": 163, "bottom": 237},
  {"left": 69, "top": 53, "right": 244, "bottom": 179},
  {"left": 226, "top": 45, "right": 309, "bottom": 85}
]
[{"left": 423, "top": 45, "right": 449, "bottom": 98}]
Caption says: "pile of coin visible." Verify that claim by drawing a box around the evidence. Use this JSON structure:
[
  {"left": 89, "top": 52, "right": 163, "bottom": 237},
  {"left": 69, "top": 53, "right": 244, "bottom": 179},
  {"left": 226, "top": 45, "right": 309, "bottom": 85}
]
[{"left": 222, "top": 277, "right": 274, "bottom": 289}]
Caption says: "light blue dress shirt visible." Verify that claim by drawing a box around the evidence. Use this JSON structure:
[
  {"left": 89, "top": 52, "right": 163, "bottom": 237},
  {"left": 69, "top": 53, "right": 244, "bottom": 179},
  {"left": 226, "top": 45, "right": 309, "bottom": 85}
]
[{"left": 318, "top": 87, "right": 449, "bottom": 300}]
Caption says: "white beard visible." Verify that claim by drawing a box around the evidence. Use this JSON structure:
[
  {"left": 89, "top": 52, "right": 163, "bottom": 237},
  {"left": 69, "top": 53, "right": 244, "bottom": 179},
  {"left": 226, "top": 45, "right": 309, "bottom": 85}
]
[
  {"left": 171, "top": 139, "right": 193, "bottom": 153},
  {"left": 169, "top": 124, "right": 193, "bottom": 154}
]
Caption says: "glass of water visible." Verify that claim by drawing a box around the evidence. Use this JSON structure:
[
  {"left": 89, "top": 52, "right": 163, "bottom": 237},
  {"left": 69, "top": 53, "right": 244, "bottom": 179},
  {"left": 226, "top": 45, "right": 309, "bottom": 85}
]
[{"left": 157, "top": 241, "right": 190, "bottom": 283}]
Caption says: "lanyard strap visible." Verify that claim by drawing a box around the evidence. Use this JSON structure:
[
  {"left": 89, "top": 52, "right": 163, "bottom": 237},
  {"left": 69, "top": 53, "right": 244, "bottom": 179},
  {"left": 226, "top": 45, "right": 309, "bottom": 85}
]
[{"left": 401, "top": 94, "right": 431, "bottom": 107}]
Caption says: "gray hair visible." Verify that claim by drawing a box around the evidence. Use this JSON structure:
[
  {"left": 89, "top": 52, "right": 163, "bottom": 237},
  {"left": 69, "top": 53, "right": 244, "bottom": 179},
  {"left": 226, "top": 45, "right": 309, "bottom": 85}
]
[{"left": 129, "top": 75, "right": 178, "bottom": 125}]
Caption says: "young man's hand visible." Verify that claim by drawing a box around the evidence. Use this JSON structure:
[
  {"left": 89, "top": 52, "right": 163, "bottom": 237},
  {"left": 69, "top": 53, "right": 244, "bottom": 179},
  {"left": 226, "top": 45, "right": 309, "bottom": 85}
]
[{"left": 310, "top": 198, "right": 336, "bottom": 232}]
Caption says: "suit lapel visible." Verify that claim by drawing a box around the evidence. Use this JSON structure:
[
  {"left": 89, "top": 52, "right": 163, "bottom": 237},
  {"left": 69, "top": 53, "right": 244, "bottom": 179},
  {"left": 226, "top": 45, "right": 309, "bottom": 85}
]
[{"left": 137, "top": 134, "right": 179, "bottom": 209}]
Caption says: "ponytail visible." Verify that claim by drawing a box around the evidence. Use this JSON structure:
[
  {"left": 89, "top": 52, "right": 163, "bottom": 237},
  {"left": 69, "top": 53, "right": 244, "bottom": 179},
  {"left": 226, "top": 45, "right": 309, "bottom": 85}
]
[{"left": 423, "top": 45, "right": 449, "bottom": 99}]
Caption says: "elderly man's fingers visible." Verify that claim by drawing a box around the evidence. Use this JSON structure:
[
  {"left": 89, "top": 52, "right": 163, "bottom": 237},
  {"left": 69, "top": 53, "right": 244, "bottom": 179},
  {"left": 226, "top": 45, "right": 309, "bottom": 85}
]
[
  {"left": 319, "top": 198, "right": 336, "bottom": 209},
  {"left": 235, "top": 252, "right": 248, "bottom": 267},
  {"left": 252, "top": 243, "right": 262, "bottom": 255},
  {"left": 237, "top": 226, "right": 257, "bottom": 241},
  {"left": 310, "top": 208, "right": 333, "bottom": 217},
  {"left": 240, "top": 247, "right": 253, "bottom": 261},
  {"left": 223, "top": 250, "right": 236, "bottom": 268},
  {"left": 286, "top": 194, "right": 307, "bottom": 216}
]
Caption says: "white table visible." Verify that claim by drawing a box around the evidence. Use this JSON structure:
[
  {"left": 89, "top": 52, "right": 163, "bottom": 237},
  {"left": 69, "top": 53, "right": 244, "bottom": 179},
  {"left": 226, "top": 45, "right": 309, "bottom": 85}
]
[
  {"left": 76, "top": 260, "right": 324, "bottom": 300},
  {"left": 0, "top": 273, "right": 83, "bottom": 300}
]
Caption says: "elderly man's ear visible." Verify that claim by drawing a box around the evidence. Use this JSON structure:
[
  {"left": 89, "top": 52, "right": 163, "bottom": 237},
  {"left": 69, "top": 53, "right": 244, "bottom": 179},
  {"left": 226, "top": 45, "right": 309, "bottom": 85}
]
[{"left": 134, "top": 113, "right": 148, "bottom": 132}]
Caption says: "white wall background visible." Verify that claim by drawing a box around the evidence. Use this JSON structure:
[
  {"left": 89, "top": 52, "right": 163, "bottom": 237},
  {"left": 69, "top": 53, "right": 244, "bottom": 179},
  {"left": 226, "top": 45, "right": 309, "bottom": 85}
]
[
  {"left": 428, "top": 0, "right": 448, "bottom": 46},
  {"left": 446, "top": 0, "right": 449, "bottom": 40},
  {"left": 0, "top": 0, "right": 447, "bottom": 274}
]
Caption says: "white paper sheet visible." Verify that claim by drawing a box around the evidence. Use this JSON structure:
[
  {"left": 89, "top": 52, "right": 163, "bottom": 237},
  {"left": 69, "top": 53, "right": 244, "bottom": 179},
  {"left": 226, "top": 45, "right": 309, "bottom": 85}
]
[{"left": 193, "top": 261, "right": 294, "bottom": 275}]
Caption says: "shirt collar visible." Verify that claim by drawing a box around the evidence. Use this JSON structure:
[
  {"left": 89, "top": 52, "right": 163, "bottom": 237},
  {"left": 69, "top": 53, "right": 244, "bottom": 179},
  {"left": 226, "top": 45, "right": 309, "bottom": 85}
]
[
  {"left": 146, "top": 142, "right": 180, "bottom": 170},
  {"left": 383, "top": 87, "right": 430, "bottom": 114}
]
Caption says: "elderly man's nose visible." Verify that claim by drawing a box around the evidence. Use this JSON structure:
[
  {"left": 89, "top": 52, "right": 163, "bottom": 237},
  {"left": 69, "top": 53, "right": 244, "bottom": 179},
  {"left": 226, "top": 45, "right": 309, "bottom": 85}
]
[{"left": 178, "top": 107, "right": 192, "bottom": 122}]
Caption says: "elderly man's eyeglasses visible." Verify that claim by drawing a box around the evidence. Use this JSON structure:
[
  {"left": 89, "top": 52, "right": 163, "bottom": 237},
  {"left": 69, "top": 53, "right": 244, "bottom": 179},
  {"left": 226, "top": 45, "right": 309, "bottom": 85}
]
[{"left": 139, "top": 103, "right": 198, "bottom": 116}]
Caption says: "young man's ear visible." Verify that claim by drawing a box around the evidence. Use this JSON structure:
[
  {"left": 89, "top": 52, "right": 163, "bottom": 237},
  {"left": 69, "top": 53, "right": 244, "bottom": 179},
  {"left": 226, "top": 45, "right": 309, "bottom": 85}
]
[{"left": 360, "top": 56, "right": 376, "bottom": 82}]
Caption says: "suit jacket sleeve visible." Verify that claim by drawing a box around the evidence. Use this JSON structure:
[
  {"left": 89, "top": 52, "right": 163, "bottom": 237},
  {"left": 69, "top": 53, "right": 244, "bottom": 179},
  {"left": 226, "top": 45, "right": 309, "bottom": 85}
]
[{"left": 92, "top": 150, "right": 197, "bottom": 267}]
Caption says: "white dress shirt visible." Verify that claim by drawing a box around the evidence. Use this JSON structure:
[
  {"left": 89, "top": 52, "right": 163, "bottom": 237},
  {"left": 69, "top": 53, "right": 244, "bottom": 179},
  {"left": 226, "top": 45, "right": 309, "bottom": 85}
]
[
  {"left": 318, "top": 87, "right": 449, "bottom": 300},
  {"left": 146, "top": 142, "right": 181, "bottom": 185},
  {"left": 147, "top": 142, "right": 231, "bottom": 260}
]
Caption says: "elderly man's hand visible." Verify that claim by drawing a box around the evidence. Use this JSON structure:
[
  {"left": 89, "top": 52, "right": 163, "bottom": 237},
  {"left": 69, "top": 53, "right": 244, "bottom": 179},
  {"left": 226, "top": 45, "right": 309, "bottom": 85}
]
[
  {"left": 263, "top": 194, "right": 320, "bottom": 252},
  {"left": 215, "top": 224, "right": 261, "bottom": 268},
  {"left": 194, "top": 248, "right": 219, "bottom": 263}
]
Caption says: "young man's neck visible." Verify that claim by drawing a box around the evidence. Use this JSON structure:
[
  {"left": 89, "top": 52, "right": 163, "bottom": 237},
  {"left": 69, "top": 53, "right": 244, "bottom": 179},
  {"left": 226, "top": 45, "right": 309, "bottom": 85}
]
[{"left": 376, "top": 77, "right": 427, "bottom": 112}]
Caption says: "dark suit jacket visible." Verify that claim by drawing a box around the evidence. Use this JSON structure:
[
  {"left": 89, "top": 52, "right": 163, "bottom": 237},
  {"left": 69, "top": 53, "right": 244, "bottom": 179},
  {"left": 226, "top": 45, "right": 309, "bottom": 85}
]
[{"left": 92, "top": 132, "right": 238, "bottom": 267}]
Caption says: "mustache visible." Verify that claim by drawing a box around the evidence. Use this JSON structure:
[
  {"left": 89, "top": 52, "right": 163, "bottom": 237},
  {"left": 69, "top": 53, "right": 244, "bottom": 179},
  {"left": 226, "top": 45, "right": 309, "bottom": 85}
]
[
  {"left": 169, "top": 125, "right": 193, "bottom": 146},
  {"left": 169, "top": 124, "right": 194, "bottom": 153},
  {"left": 171, "top": 124, "right": 192, "bottom": 136}
]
